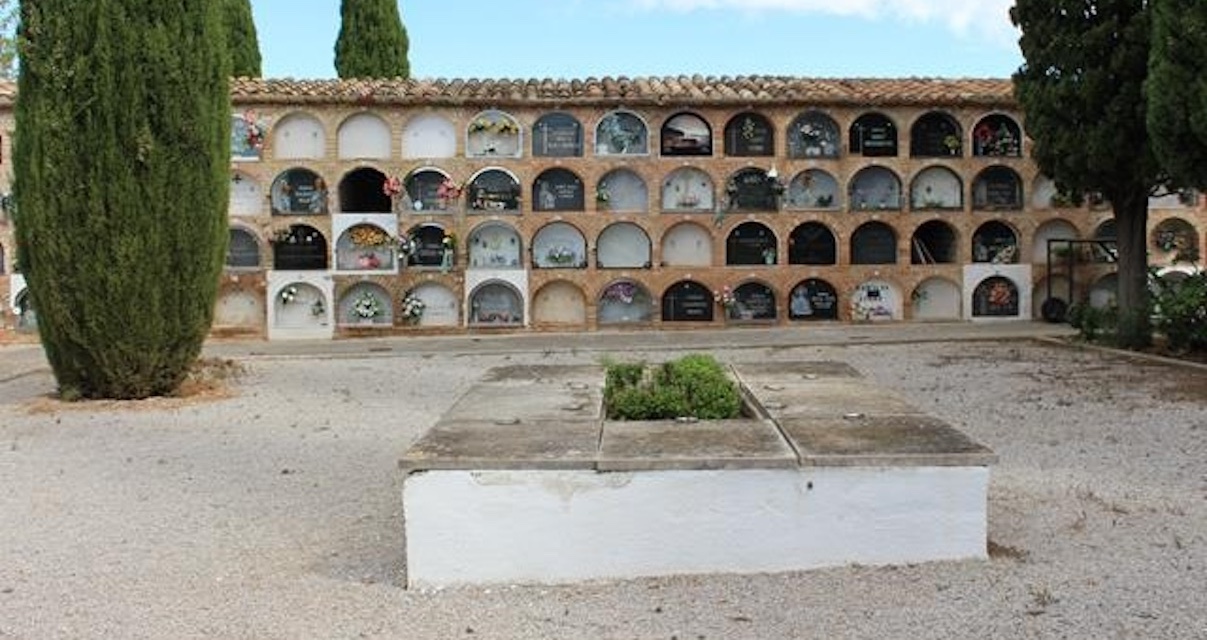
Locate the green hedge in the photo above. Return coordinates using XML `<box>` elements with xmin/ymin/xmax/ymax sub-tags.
<box><xmin>604</xmin><ymin>354</ymin><xmax>742</xmax><ymax>420</ymax></box>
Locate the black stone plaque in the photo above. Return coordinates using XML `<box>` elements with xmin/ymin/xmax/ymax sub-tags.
<box><xmin>726</xmin><ymin>114</ymin><xmax>774</xmax><ymax>156</ymax></box>
<box><xmin>789</xmin><ymin>279</ymin><xmax>839</xmax><ymax>321</ymax></box>
<box><xmin>726</xmin><ymin>223</ymin><xmax>776</xmax><ymax>265</ymax></box>
<box><xmin>408</xmin><ymin>226</ymin><xmax>447</xmax><ymax>267</ymax></box>
<box><xmin>272</xmin><ymin>226</ymin><xmax>327</xmax><ymax>270</ymax></box>
<box><xmin>662</xmin><ymin>281</ymin><xmax>715</xmax><ymax>322</ymax></box>
<box><xmin>726</xmin><ymin>170</ymin><xmax>778</xmax><ymax>211</ymax></box>
<box><xmin>851</xmin><ymin>223</ymin><xmax>898</xmax><ymax>265</ymax></box>
<box><xmin>661</xmin><ymin>113</ymin><xmax>712</xmax><ymax>156</ymax></box>
<box><xmin>533</xmin><ymin>169</ymin><xmax>585</xmax><ymax>211</ymax></box>
<box><xmin>732</xmin><ymin>283</ymin><xmax>776</xmax><ymax>320</ymax></box>
<box><xmin>973</xmin><ymin>277</ymin><xmax>1020</xmax><ymax>317</ymax></box>
<box><xmin>980</xmin><ymin>174</ymin><xmax>1021</xmax><ymax>208</ymax></box>
<box><xmin>852</xmin><ymin>115</ymin><xmax>898</xmax><ymax>157</ymax></box>
<box><xmin>469</xmin><ymin>171</ymin><xmax>521</xmax><ymax>212</ymax></box>
<box><xmin>533</xmin><ymin>113</ymin><xmax>583</xmax><ymax>157</ymax></box>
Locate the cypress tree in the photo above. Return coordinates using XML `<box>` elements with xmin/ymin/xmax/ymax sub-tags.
<box><xmin>1148</xmin><ymin>0</ymin><xmax>1207</xmax><ymax>188</ymax></box>
<box><xmin>334</xmin><ymin>0</ymin><xmax>410</xmax><ymax>79</ymax></box>
<box><xmin>13</xmin><ymin>0</ymin><xmax>230</xmax><ymax>399</ymax></box>
<box><xmin>223</xmin><ymin>0</ymin><xmax>261</xmax><ymax>78</ymax></box>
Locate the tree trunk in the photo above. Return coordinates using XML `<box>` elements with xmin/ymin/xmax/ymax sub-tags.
<box><xmin>1112</xmin><ymin>191</ymin><xmax>1152</xmax><ymax>348</ymax></box>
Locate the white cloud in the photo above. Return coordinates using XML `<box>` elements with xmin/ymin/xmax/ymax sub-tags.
<box><xmin>629</xmin><ymin>0</ymin><xmax>1018</xmax><ymax>45</ymax></box>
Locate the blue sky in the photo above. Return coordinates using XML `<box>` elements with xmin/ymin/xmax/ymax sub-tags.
<box><xmin>252</xmin><ymin>0</ymin><xmax>1023</xmax><ymax>80</ymax></box>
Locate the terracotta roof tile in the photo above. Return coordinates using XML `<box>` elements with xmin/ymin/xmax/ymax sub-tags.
<box><xmin>0</xmin><ymin>76</ymin><xmax>1015</xmax><ymax>109</ymax></box>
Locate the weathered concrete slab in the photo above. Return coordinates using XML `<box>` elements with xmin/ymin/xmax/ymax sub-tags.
<box><xmin>598</xmin><ymin>418</ymin><xmax>797</xmax><ymax>471</ymax></box>
<box><xmin>441</xmin><ymin>366</ymin><xmax>603</xmax><ymax>423</ymax></box>
<box><xmin>748</xmin><ymin>378</ymin><xmax>924</xmax><ymax>420</ymax></box>
<box><xmin>731</xmin><ymin>360</ymin><xmax>863</xmax><ymax>381</ymax></box>
<box><xmin>780</xmin><ymin>414</ymin><xmax>998</xmax><ymax>467</ymax></box>
<box><xmin>400</xmin><ymin>418</ymin><xmax>601</xmax><ymax>471</ymax></box>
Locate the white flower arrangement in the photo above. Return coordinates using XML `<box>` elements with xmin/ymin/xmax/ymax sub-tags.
<box><xmin>351</xmin><ymin>291</ymin><xmax>383</xmax><ymax>321</ymax></box>
<box><xmin>280</xmin><ymin>285</ymin><xmax>298</xmax><ymax>304</ymax></box>
<box><xmin>400</xmin><ymin>292</ymin><xmax>425</xmax><ymax>323</ymax></box>
<box><xmin>546</xmin><ymin>245</ymin><xmax>575</xmax><ymax>265</ymax></box>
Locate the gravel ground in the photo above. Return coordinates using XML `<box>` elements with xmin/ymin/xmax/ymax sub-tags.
<box><xmin>1</xmin><ymin>337</ymin><xmax>1205</xmax><ymax>640</ymax></box>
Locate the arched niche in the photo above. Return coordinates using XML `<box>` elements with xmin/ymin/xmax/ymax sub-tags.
<box><xmin>229</xmin><ymin>171</ymin><xmax>264</xmax><ymax>217</ymax></box>
<box><xmin>661</xmin><ymin>280</ymin><xmax>715</xmax><ymax>322</ymax></box>
<box><xmin>724</xmin><ymin>112</ymin><xmax>775</xmax><ymax>156</ymax></box>
<box><xmin>273</xmin><ymin>281</ymin><xmax>327</xmax><ymax>329</ymax></box>
<box><xmin>335</xmin><ymin>222</ymin><xmax>397</xmax><ymax>272</ymax></box>
<box><xmin>404</xmin><ymin>223</ymin><xmax>451</xmax><ymax>269</ymax></box>
<box><xmin>271</xmin><ymin>112</ymin><xmax>325</xmax><ymax>160</ymax></box>
<box><xmin>729</xmin><ymin>281</ymin><xmax>777</xmax><ymax>321</ymax></box>
<box><xmin>788</xmin><ymin>111</ymin><xmax>840</xmax><ymax>159</ymax></box>
<box><xmin>1150</xmin><ymin>188</ymin><xmax>1199</xmax><ymax>209</ymax></box>
<box><xmin>661</xmin><ymin>112</ymin><xmax>712</xmax><ymax>156</ymax></box>
<box><xmin>339</xmin><ymin>166</ymin><xmax>392</xmax><ymax>213</ymax></box>
<box><xmin>467</xmin><ymin>168</ymin><xmax>522</xmax><ymax>213</ymax></box>
<box><xmin>1089</xmin><ymin>273</ymin><xmax>1118</xmax><ymax>309</ymax></box>
<box><xmin>850</xmin><ymin>112</ymin><xmax>898</xmax><ymax>157</ymax></box>
<box><xmin>272</xmin><ymin>224</ymin><xmax>327</xmax><ymax>270</ymax></box>
<box><xmin>13</xmin><ymin>288</ymin><xmax>36</xmax><ymax>331</ymax></box>
<box><xmin>338</xmin><ymin>112</ymin><xmax>391</xmax><ymax>159</ymax></box>
<box><xmin>851</xmin><ymin>221</ymin><xmax>898</xmax><ymax>264</ymax></box>
<box><xmin>467</xmin><ymin>222</ymin><xmax>523</xmax><ymax>269</ymax></box>
<box><xmin>597</xmin><ymin>169</ymin><xmax>648</xmax><ymax>212</ymax></box>
<box><xmin>1033</xmin><ymin>219</ymin><xmax>1080</xmax><ymax>263</ymax></box>
<box><xmin>789</xmin><ymin>278</ymin><xmax>839</xmax><ymax>321</ymax></box>
<box><xmin>1095</xmin><ymin>219</ymin><xmax>1117</xmax><ymax>241</ymax></box>
<box><xmin>533</xmin><ymin>112</ymin><xmax>583</xmax><ymax>157</ymax></box>
<box><xmin>1152</xmin><ymin>217</ymin><xmax>1199</xmax><ymax>257</ymax></box>
<box><xmin>726</xmin><ymin>221</ymin><xmax>777</xmax><ymax>266</ymax></box>
<box><xmin>214</xmin><ymin>289</ymin><xmax>265</xmax><ymax>330</ymax></box>
<box><xmin>532</xmin><ymin>281</ymin><xmax>587</xmax><ymax>325</ymax></box>
<box><xmin>595</xmin><ymin>110</ymin><xmax>649</xmax><ymax>156</ymax></box>
<box><xmin>271</xmin><ymin>168</ymin><xmax>329</xmax><ymax>215</ymax></box>
<box><xmin>533</xmin><ymin>168</ymin><xmax>585</xmax><ymax>212</ymax></box>
<box><xmin>724</xmin><ymin>167</ymin><xmax>782</xmax><ymax>212</ymax></box>
<box><xmin>1031</xmin><ymin>175</ymin><xmax>1079</xmax><ymax>209</ymax></box>
<box><xmin>912</xmin><ymin>278</ymin><xmax>962</xmax><ymax>320</ymax></box>
<box><xmin>849</xmin><ymin>166</ymin><xmax>902</xmax><ymax>211</ymax></box>
<box><xmin>785</xmin><ymin>169</ymin><xmax>840</xmax><ymax>210</ymax></box>
<box><xmin>972</xmin><ymin>166</ymin><xmax>1023</xmax><ymax>210</ymax></box>
<box><xmin>598</xmin><ymin>280</ymin><xmax>654</xmax><ymax>324</ymax></box>
<box><xmin>467</xmin><ymin>109</ymin><xmax>522</xmax><ymax>158</ymax></box>
<box><xmin>402</xmin><ymin>114</ymin><xmax>456</xmax><ymax>159</ymax></box>
<box><xmin>972</xmin><ymin>221</ymin><xmax>1020</xmax><ymax>263</ymax></box>
<box><xmin>226</xmin><ymin>227</ymin><xmax>261</xmax><ymax>269</ymax></box>
<box><xmin>231</xmin><ymin>112</ymin><xmax>266</xmax><ymax>159</ymax></box>
<box><xmin>910</xmin><ymin>220</ymin><xmax>958</xmax><ymax>264</ymax></box>
<box><xmin>788</xmin><ymin>222</ymin><xmax>837</xmax><ymax>265</ymax></box>
<box><xmin>910</xmin><ymin>111</ymin><xmax>963</xmax><ymax>157</ymax></box>
<box><xmin>408</xmin><ymin>282</ymin><xmax>460</xmax><ymax>327</ymax></box>
<box><xmin>851</xmin><ymin>279</ymin><xmax>902</xmax><ymax>321</ymax></box>
<box><xmin>532</xmin><ymin>221</ymin><xmax>587</xmax><ymax>269</ymax></box>
<box><xmin>972</xmin><ymin>114</ymin><xmax>1022</xmax><ymax>157</ymax></box>
<box><xmin>404</xmin><ymin>168</ymin><xmax>459</xmax><ymax>213</ymax></box>
<box><xmin>339</xmin><ymin>281</ymin><xmax>393</xmax><ymax>326</ymax></box>
<box><xmin>661</xmin><ymin>167</ymin><xmax>715</xmax><ymax>212</ymax></box>
<box><xmin>597</xmin><ymin>223</ymin><xmax>651</xmax><ymax>269</ymax></box>
<box><xmin>661</xmin><ymin>222</ymin><xmax>713</xmax><ymax>267</ymax></box>
<box><xmin>469</xmin><ymin>280</ymin><xmax>524</xmax><ymax>325</ymax></box>
<box><xmin>972</xmin><ymin>276</ymin><xmax>1021</xmax><ymax>317</ymax></box>
<box><xmin>910</xmin><ymin>166</ymin><xmax>963</xmax><ymax>210</ymax></box>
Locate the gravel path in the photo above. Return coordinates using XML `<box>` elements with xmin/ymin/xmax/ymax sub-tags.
<box><xmin>1</xmin><ymin>338</ymin><xmax>1204</xmax><ymax>639</ymax></box>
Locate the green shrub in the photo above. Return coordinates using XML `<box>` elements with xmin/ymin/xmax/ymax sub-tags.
<box><xmin>1150</xmin><ymin>271</ymin><xmax>1207</xmax><ymax>352</ymax></box>
<box><xmin>604</xmin><ymin>354</ymin><xmax>741</xmax><ymax>420</ymax></box>
<box><xmin>1067</xmin><ymin>302</ymin><xmax>1118</xmax><ymax>343</ymax></box>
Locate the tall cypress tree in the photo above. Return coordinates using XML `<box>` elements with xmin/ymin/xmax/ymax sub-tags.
<box><xmin>334</xmin><ymin>0</ymin><xmax>410</xmax><ymax>79</ymax></box>
<box><xmin>1148</xmin><ymin>0</ymin><xmax>1207</xmax><ymax>188</ymax></box>
<box><xmin>13</xmin><ymin>0</ymin><xmax>230</xmax><ymax>399</ymax></box>
<box><xmin>223</xmin><ymin>0</ymin><xmax>261</xmax><ymax>78</ymax></box>
<box><xmin>1012</xmin><ymin>0</ymin><xmax>1158</xmax><ymax>348</ymax></box>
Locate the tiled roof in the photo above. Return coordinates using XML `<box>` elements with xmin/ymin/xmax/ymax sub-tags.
<box><xmin>0</xmin><ymin>76</ymin><xmax>1016</xmax><ymax>109</ymax></box>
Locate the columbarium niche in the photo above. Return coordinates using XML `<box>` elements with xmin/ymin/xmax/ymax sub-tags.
<box><xmin>406</xmin><ymin>224</ymin><xmax>451</xmax><ymax>269</ymax></box>
<box><xmin>229</xmin><ymin>171</ymin><xmax>264</xmax><ymax>217</ymax></box>
<box><xmin>409</xmin><ymin>282</ymin><xmax>460</xmax><ymax>327</ymax></box>
<box><xmin>729</xmin><ymin>281</ymin><xmax>776</xmax><ymax>321</ymax></box>
<box><xmin>596</xmin><ymin>169</ymin><xmax>648</xmax><ymax>212</ymax></box>
<box><xmin>467</xmin><ymin>169</ymin><xmax>522</xmax><ymax>213</ymax></box>
<box><xmin>1032</xmin><ymin>219</ymin><xmax>1080</xmax><ymax>263</ymax></box>
<box><xmin>335</xmin><ymin>221</ymin><xmax>397</xmax><ymax>272</ymax></box>
<box><xmin>910</xmin><ymin>111</ymin><xmax>962</xmax><ymax>157</ymax></box>
<box><xmin>467</xmin><ymin>222</ymin><xmax>523</xmax><ymax>269</ymax></box>
<box><xmin>467</xmin><ymin>110</ymin><xmax>522</xmax><ymax>158</ymax></box>
<box><xmin>596</xmin><ymin>223</ymin><xmax>651</xmax><ymax>269</ymax></box>
<box><xmin>661</xmin><ymin>112</ymin><xmax>713</xmax><ymax>156</ymax></box>
<box><xmin>851</xmin><ymin>280</ymin><xmax>902</xmax><ymax>321</ymax></box>
<box><xmin>271</xmin><ymin>168</ymin><xmax>329</xmax><ymax>215</ymax></box>
<box><xmin>911</xmin><ymin>220</ymin><xmax>958</xmax><ymax>264</ymax></box>
<box><xmin>533</xmin><ymin>113</ymin><xmax>584</xmax><ymax>157</ymax></box>
<box><xmin>339</xmin><ymin>167</ymin><xmax>392</xmax><ymax>214</ymax></box>
<box><xmin>469</xmin><ymin>281</ymin><xmax>524</xmax><ymax>325</ymax></box>
<box><xmin>531</xmin><ymin>281</ymin><xmax>587</xmax><ymax>326</ymax></box>
<box><xmin>661</xmin><ymin>280</ymin><xmax>715</xmax><ymax>322</ymax></box>
<box><xmin>972</xmin><ymin>166</ymin><xmax>1023</xmax><ymax>210</ymax></box>
<box><xmin>532</xmin><ymin>222</ymin><xmax>588</xmax><ymax>269</ymax></box>
<box><xmin>597</xmin><ymin>280</ymin><xmax>653</xmax><ymax>324</ymax></box>
<box><xmin>661</xmin><ymin>222</ymin><xmax>713</xmax><ymax>267</ymax></box>
<box><xmin>724</xmin><ymin>112</ymin><xmax>774</xmax><ymax>156</ymax></box>
<box><xmin>404</xmin><ymin>168</ymin><xmax>459</xmax><ymax>213</ymax></box>
<box><xmin>785</xmin><ymin>169</ymin><xmax>840</xmax><ymax>210</ymax></box>
<box><xmin>1152</xmin><ymin>217</ymin><xmax>1198</xmax><ymax>257</ymax></box>
<box><xmin>972</xmin><ymin>221</ymin><xmax>1019</xmax><ymax>263</ymax></box>
<box><xmin>911</xmin><ymin>277</ymin><xmax>962</xmax><ymax>320</ymax></box>
<box><xmin>789</xmin><ymin>278</ymin><xmax>839</xmax><ymax>321</ymax></box>
<box><xmin>338</xmin><ymin>112</ymin><xmax>391</xmax><ymax>159</ymax></box>
<box><xmin>851</xmin><ymin>222</ymin><xmax>898</xmax><ymax>265</ymax></box>
<box><xmin>849</xmin><ymin>167</ymin><xmax>902</xmax><ymax>210</ymax></box>
<box><xmin>231</xmin><ymin>112</ymin><xmax>266</xmax><ymax>160</ymax></box>
<box><xmin>271</xmin><ymin>112</ymin><xmax>325</xmax><ymax>160</ymax></box>
<box><xmin>973</xmin><ymin>114</ymin><xmax>1022</xmax><ymax>157</ymax></box>
<box><xmin>971</xmin><ymin>276</ymin><xmax>1021</xmax><ymax>317</ymax></box>
<box><xmin>726</xmin><ymin>222</ymin><xmax>777</xmax><ymax>266</ymax></box>
<box><xmin>339</xmin><ymin>282</ymin><xmax>393</xmax><ymax>327</ymax></box>
<box><xmin>788</xmin><ymin>111</ymin><xmax>840</xmax><ymax>158</ymax></box>
<box><xmin>533</xmin><ymin>168</ymin><xmax>585</xmax><ymax>212</ymax></box>
<box><xmin>13</xmin><ymin>288</ymin><xmax>36</xmax><ymax>332</ymax></box>
<box><xmin>402</xmin><ymin>114</ymin><xmax>456</xmax><ymax>159</ymax></box>
<box><xmin>226</xmin><ymin>228</ymin><xmax>262</xmax><ymax>269</ymax></box>
<box><xmin>595</xmin><ymin>111</ymin><xmax>649</xmax><ymax>156</ymax></box>
<box><xmin>273</xmin><ymin>281</ymin><xmax>328</xmax><ymax>330</ymax></box>
<box><xmin>788</xmin><ymin>222</ymin><xmax>837</xmax><ymax>265</ymax></box>
<box><xmin>272</xmin><ymin>225</ymin><xmax>328</xmax><ymax>270</ymax></box>
<box><xmin>724</xmin><ymin>168</ymin><xmax>782</xmax><ymax>212</ymax></box>
<box><xmin>661</xmin><ymin>167</ymin><xmax>715</xmax><ymax>212</ymax></box>
<box><xmin>850</xmin><ymin>113</ymin><xmax>898</xmax><ymax>157</ymax></box>
<box><xmin>910</xmin><ymin>166</ymin><xmax>963</xmax><ymax>210</ymax></box>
